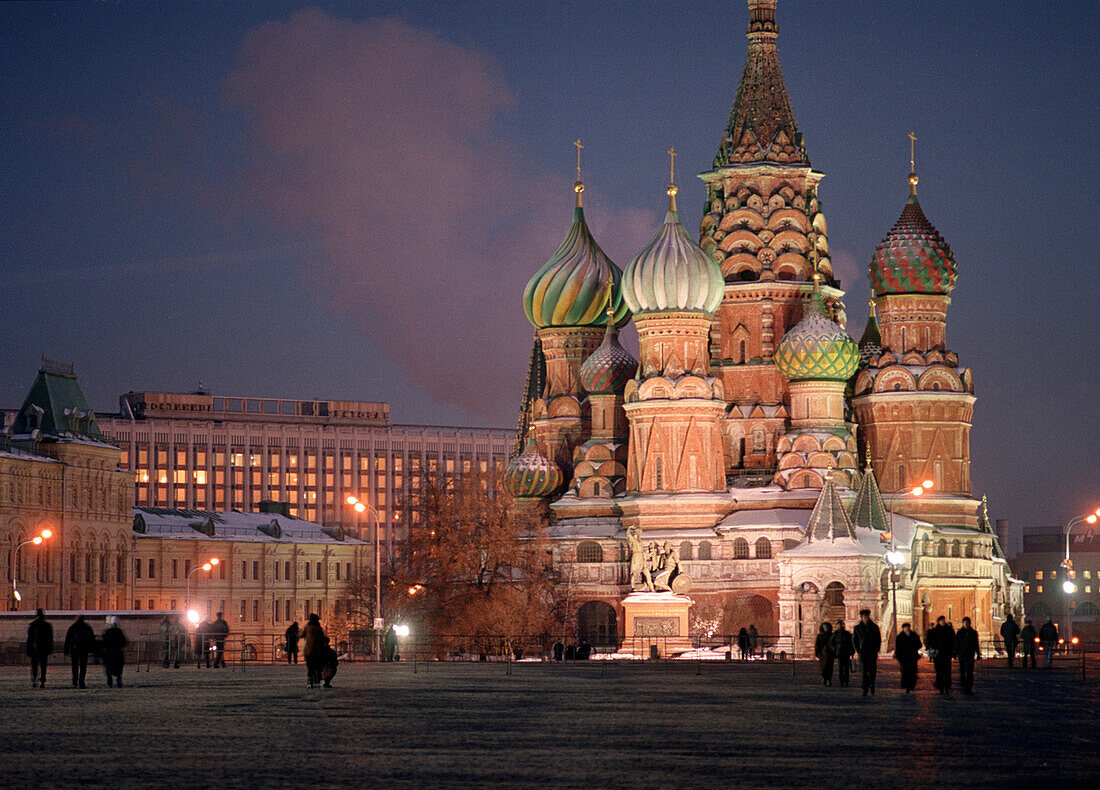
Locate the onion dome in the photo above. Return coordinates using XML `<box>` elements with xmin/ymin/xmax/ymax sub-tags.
<box><xmin>502</xmin><ymin>438</ymin><xmax>563</xmax><ymax>498</ymax></box>
<box><xmin>579</xmin><ymin>313</ymin><xmax>638</xmax><ymax>395</ymax></box>
<box><xmin>622</xmin><ymin>184</ymin><xmax>724</xmax><ymax>315</ymax></box>
<box><xmin>869</xmin><ymin>171</ymin><xmax>958</xmax><ymax>296</ymax></box>
<box><xmin>774</xmin><ymin>282</ymin><xmax>858</xmax><ymax>382</ymax></box>
<box><xmin>524</xmin><ymin>183</ymin><xmax>630</xmax><ymax>329</ymax></box>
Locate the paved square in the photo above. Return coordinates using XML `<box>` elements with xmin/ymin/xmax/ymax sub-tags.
<box><xmin>0</xmin><ymin>660</ymin><xmax>1096</xmax><ymax>788</ymax></box>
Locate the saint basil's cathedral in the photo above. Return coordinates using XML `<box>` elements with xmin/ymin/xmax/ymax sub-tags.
<box><xmin>504</xmin><ymin>0</ymin><xmax>1022</xmax><ymax>655</ymax></box>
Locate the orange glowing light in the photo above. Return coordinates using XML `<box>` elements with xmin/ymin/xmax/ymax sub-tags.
<box><xmin>40</xmin><ymin>529</ymin><xmax>52</xmax><ymax>539</ymax></box>
<box><xmin>32</xmin><ymin>536</ymin><xmax>42</xmax><ymax>545</ymax></box>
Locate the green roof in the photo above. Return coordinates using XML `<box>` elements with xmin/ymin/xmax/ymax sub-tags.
<box><xmin>11</xmin><ymin>360</ymin><xmax>103</xmax><ymax>441</ymax></box>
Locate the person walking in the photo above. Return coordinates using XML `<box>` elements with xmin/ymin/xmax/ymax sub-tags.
<box><xmin>101</xmin><ymin>617</ymin><xmax>128</xmax><ymax>688</ymax></box>
<box><xmin>1039</xmin><ymin>616</ymin><xmax>1058</xmax><ymax>669</ymax></box>
<box><xmin>302</xmin><ymin>613</ymin><xmax>326</xmax><ymax>688</ymax></box>
<box><xmin>955</xmin><ymin>616</ymin><xmax>981</xmax><ymax>695</ymax></box>
<box><xmin>195</xmin><ymin>618</ymin><xmax>211</xmax><ymax>669</ymax></box>
<box><xmin>63</xmin><ymin>615</ymin><xmax>95</xmax><ymax>689</ymax></box>
<box><xmin>894</xmin><ymin>622</ymin><xmax>922</xmax><ymax>693</ymax></box>
<box><xmin>285</xmin><ymin>621</ymin><xmax>300</xmax><ymax>664</ymax></box>
<box><xmin>927</xmin><ymin>616</ymin><xmax>956</xmax><ymax>694</ymax></box>
<box><xmin>158</xmin><ymin>616</ymin><xmax>172</xmax><ymax>668</ymax></box>
<box><xmin>737</xmin><ymin>628</ymin><xmax>750</xmax><ymax>661</ymax></box>
<box><xmin>320</xmin><ymin>636</ymin><xmax>339</xmax><ymax>688</ymax></box>
<box><xmin>25</xmin><ymin>609</ymin><xmax>53</xmax><ymax>689</ymax></box>
<box><xmin>169</xmin><ymin>615</ymin><xmax>185</xmax><ymax>668</ymax></box>
<box><xmin>853</xmin><ymin>609</ymin><xmax>882</xmax><ymax>696</ymax></box>
<box><xmin>1019</xmin><ymin>619</ymin><xmax>1037</xmax><ymax>669</ymax></box>
<box><xmin>748</xmin><ymin>624</ymin><xmax>759</xmax><ymax>659</ymax></box>
<box><xmin>209</xmin><ymin>612</ymin><xmax>230</xmax><ymax>668</ymax></box>
<box><xmin>383</xmin><ymin>625</ymin><xmax>398</xmax><ymax>662</ymax></box>
<box><xmin>814</xmin><ymin>622</ymin><xmax>834</xmax><ymax>685</ymax></box>
<box><xmin>1000</xmin><ymin>614</ymin><xmax>1020</xmax><ymax>668</ymax></box>
<box><xmin>829</xmin><ymin>620</ymin><xmax>855</xmax><ymax>687</ymax></box>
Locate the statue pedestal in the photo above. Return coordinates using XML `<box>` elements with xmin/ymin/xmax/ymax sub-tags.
<box><xmin>620</xmin><ymin>591</ymin><xmax>694</xmax><ymax>658</ymax></box>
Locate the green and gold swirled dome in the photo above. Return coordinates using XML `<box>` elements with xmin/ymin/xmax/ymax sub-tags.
<box><xmin>579</xmin><ymin>319</ymin><xmax>638</xmax><ymax>395</ymax></box>
<box><xmin>774</xmin><ymin>286</ymin><xmax>859</xmax><ymax>382</ymax></box>
<box><xmin>502</xmin><ymin>438</ymin><xmax>563</xmax><ymax>498</ymax></box>
<box><xmin>622</xmin><ymin>187</ymin><xmax>724</xmax><ymax>315</ymax></box>
<box><xmin>523</xmin><ymin>186</ymin><xmax>630</xmax><ymax>329</ymax></box>
<box><xmin>869</xmin><ymin>173</ymin><xmax>958</xmax><ymax>297</ymax></box>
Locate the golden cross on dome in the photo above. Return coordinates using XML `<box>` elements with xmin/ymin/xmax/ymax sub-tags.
<box><xmin>907</xmin><ymin>131</ymin><xmax>917</xmax><ymax>172</ymax></box>
<box><xmin>668</xmin><ymin>145</ymin><xmax>677</xmax><ymax>184</ymax></box>
<box><xmin>574</xmin><ymin>139</ymin><xmax>583</xmax><ymax>181</ymax></box>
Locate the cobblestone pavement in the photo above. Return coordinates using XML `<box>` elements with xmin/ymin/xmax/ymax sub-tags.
<box><xmin>0</xmin><ymin>659</ymin><xmax>1096</xmax><ymax>789</ymax></box>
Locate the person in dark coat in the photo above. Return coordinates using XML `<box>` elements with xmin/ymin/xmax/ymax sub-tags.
<box><xmin>63</xmin><ymin>615</ymin><xmax>95</xmax><ymax>689</ymax></box>
<box><xmin>1019</xmin><ymin>619</ymin><xmax>1037</xmax><ymax>669</ymax></box>
<box><xmin>894</xmin><ymin>622</ymin><xmax>922</xmax><ymax>692</ymax></box>
<box><xmin>853</xmin><ymin>609</ymin><xmax>882</xmax><ymax>696</ymax></box>
<box><xmin>383</xmin><ymin>625</ymin><xmax>399</xmax><ymax>662</ymax></box>
<box><xmin>302</xmin><ymin>613</ymin><xmax>326</xmax><ymax>688</ymax></box>
<box><xmin>285</xmin><ymin>621</ymin><xmax>300</xmax><ymax>664</ymax></box>
<box><xmin>737</xmin><ymin>628</ymin><xmax>750</xmax><ymax>661</ymax></box>
<box><xmin>25</xmin><ymin>609</ymin><xmax>54</xmax><ymax>689</ymax></box>
<box><xmin>814</xmin><ymin>622</ymin><xmax>834</xmax><ymax>685</ymax></box>
<box><xmin>577</xmin><ymin>640</ymin><xmax>592</xmax><ymax>660</ymax></box>
<box><xmin>552</xmin><ymin>640</ymin><xmax>564</xmax><ymax>661</ymax></box>
<box><xmin>101</xmin><ymin>617</ymin><xmax>128</xmax><ymax>688</ymax></box>
<box><xmin>1039</xmin><ymin>617</ymin><xmax>1058</xmax><ymax>669</ymax></box>
<box><xmin>195</xmin><ymin>618</ymin><xmax>212</xmax><ymax>668</ymax></box>
<box><xmin>320</xmin><ymin>636</ymin><xmax>339</xmax><ymax>688</ymax></box>
<box><xmin>829</xmin><ymin>620</ymin><xmax>855</xmax><ymax>687</ymax></box>
<box><xmin>748</xmin><ymin>624</ymin><xmax>759</xmax><ymax>659</ymax></box>
<box><xmin>209</xmin><ymin>612</ymin><xmax>230</xmax><ymax>668</ymax></box>
<box><xmin>955</xmin><ymin>616</ymin><xmax>981</xmax><ymax>694</ymax></box>
<box><xmin>1000</xmin><ymin>614</ymin><xmax>1020</xmax><ymax>668</ymax></box>
<box><xmin>926</xmin><ymin>616</ymin><xmax>956</xmax><ymax>693</ymax></box>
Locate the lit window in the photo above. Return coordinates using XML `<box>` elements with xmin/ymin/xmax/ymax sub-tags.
<box><xmin>1082</xmin><ymin>570</ymin><xmax>1091</xmax><ymax>580</ymax></box>
<box><xmin>193</xmin><ymin>470</ymin><xmax>207</xmax><ymax>485</ymax></box>
<box><xmin>1035</xmin><ymin>571</ymin><xmax>1043</xmax><ymax>580</ymax></box>
<box><xmin>1037</xmin><ymin>585</ymin><xmax>1043</xmax><ymax>593</ymax></box>
<box><xmin>1086</xmin><ymin>585</ymin><xmax>1092</xmax><ymax>594</ymax></box>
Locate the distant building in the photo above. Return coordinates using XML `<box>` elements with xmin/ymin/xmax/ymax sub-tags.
<box><xmin>94</xmin><ymin>390</ymin><xmax>513</xmax><ymax>552</ymax></box>
<box><xmin>1008</xmin><ymin>525</ymin><xmax>1100</xmax><ymax>643</ymax></box>
<box><xmin>0</xmin><ymin>359</ymin><xmax>133</xmax><ymax>611</ymax></box>
<box><xmin>131</xmin><ymin>505</ymin><xmax>366</xmax><ymax>657</ymax></box>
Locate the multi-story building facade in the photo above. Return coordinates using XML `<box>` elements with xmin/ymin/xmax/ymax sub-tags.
<box><xmin>1009</xmin><ymin>525</ymin><xmax>1100</xmax><ymax>644</ymax></box>
<box><xmin>96</xmin><ymin>391</ymin><xmax>513</xmax><ymax>553</ymax></box>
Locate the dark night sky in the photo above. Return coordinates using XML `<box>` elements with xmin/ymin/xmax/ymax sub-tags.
<box><xmin>1</xmin><ymin>1</ymin><xmax>1097</xmax><ymax>529</ymax></box>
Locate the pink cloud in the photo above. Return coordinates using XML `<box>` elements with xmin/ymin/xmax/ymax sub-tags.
<box><xmin>224</xmin><ymin>10</ymin><xmax>656</xmax><ymax>422</ymax></box>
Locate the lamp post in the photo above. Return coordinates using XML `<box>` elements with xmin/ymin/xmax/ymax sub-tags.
<box><xmin>11</xmin><ymin>528</ymin><xmax>52</xmax><ymax>610</ymax></box>
<box><xmin>880</xmin><ymin>479</ymin><xmax>933</xmax><ymax>646</ymax></box>
<box><xmin>347</xmin><ymin>495</ymin><xmax>382</xmax><ymax>661</ymax></box>
<box><xmin>185</xmin><ymin>557</ymin><xmax>220</xmax><ymax>620</ymax></box>
<box><xmin>1060</xmin><ymin>508</ymin><xmax>1099</xmax><ymax>643</ymax></box>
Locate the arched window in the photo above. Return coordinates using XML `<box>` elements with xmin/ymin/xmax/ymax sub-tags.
<box><xmin>697</xmin><ymin>541</ymin><xmax>712</xmax><ymax>560</ymax></box>
<box><xmin>732</xmin><ymin>538</ymin><xmax>750</xmax><ymax>559</ymax></box>
<box><xmin>755</xmin><ymin>537</ymin><xmax>772</xmax><ymax>559</ymax></box>
<box><xmin>752</xmin><ymin>427</ymin><xmax>766</xmax><ymax>452</ymax></box>
<box><xmin>951</xmin><ymin>540</ymin><xmax>961</xmax><ymax>558</ymax></box>
<box><xmin>897</xmin><ymin>465</ymin><xmax>907</xmax><ymax>490</ymax></box>
<box><xmin>937</xmin><ymin>539</ymin><xmax>947</xmax><ymax>558</ymax></box>
<box><xmin>739</xmin><ymin>340</ymin><xmax>746</xmax><ymax>363</ymax></box>
<box><xmin>679</xmin><ymin>541</ymin><xmax>694</xmax><ymax>560</ymax></box>
<box><xmin>1075</xmin><ymin>601</ymin><xmax>1099</xmax><ymax>618</ymax></box>
<box><xmin>576</xmin><ymin>541</ymin><xmax>603</xmax><ymax>563</ymax></box>
<box><xmin>825</xmin><ymin>582</ymin><xmax>845</xmax><ymax>607</ymax></box>
<box><xmin>964</xmin><ymin>542</ymin><xmax>974</xmax><ymax>558</ymax></box>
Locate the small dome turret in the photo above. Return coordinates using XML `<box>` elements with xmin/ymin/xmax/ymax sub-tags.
<box><xmin>869</xmin><ymin>171</ymin><xmax>958</xmax><ymax>296</ymax></box>
<box><xmin>774</xmin><ymin>282</ymin><xmax>859</xmax><ymax>382</ymax></box>
<box><xmin>502</xmin><ymin>438</ymin><xmax>563</xmax><ymax>498</ymax></box>
<box><xmin>579</xmin><ymin>315</ymin><xmax>638</xmax><ymax>395</ymax></box>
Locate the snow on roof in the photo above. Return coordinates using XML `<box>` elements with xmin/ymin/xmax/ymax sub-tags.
<box><xmin>133</xmin><ymin>507</ymin><xmax>364</xmax><ymax>545</ymax></box>
<box><xmin>716</xmin><ymin>508</ymin><xmax>809</xmax><ymax>530</ymax></box>
<box><xmin>0</xmin><ymin>446</ymin><xmax>59</xmax><ymax>463</ymax></box>
<box><xmin>547</xmin><ymin>516</ymin><xmax>622</xmax><ymax>539</ymax></box>
<box><xmin>782</xmin><ymin>526</ymin><xmax>885</xmax><ymax>558</ymax></box>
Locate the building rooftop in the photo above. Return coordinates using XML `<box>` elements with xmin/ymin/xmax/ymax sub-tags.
<box><xmin>132</xmin><ymin>507</ymin><xmax>365</xmax><ymax>545</ymax></box>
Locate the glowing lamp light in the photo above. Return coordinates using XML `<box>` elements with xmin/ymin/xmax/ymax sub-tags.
<box><xmin>346</xmin><ymin>495</ymin><xmax>358</xmax><ymax>505</ymax></box>
<box><xmin>1058</xmin><ymin>638</ymin><xmax>1065</xmax><ymax>645</ymax></box>
<box><xmin>910</xmin><ymin>486</ymin><xmax>924</xmax><ymax>496</ymax></box>
<box><xmin>187</xmin><ymin>609</ymin><xmax>201</xmax><ymax>625</ymax></box>
<box><xmin>32</xmin><ymin>536</ymin><xmax>42</xmax><ymax>545</ymax></box>
<box><xmin>885</xmin><ymin>550</ymin><xmax>905</xmax><ymax>567</ymax></box>
<box><xmin>1034</xmin><ymin>637</ymin><xmax>1041</xmax><ymax>644</ymax></box>
<box><xmin>1088</xmin><ymin>514</ymin><xmax>1098</xmax><ymax>525</ymax></box>
<box><xmin>393</xmin><ymin>624</ymin><xmax>410</xmax><ymax>637</ymax></box>
<box><xmin>1071</xmin><ymin>637</ymin><xmax>1080</xmax><ymax>645</ymax></box>
<box><xmin>922</xmin><ymin>480</ymin><xmax>934</xmax><ymax>490</ymax></box>
<box><xmin>13</xmin><ymin>590</ymin><xmax>21</xmax><ymax>602</ymax></box>
<box><xmin>210</xmin><ymin>558</ymin><xmax>220</xmax><ymax>566</ymax></box>
<box><xmin>1062</xmin><ymin>580</ymin><xmax>1077</xmax><ymax>594</ymax></box>
<box><xmin>354</xmin><ymin>503</ymin><xmax>366</xmax><ymax>513</ymax></box>
<box><xmin>202</xmin><ymin>563</ymin><xmax>212</xmax><ymax>572</ymax></box>
<box><xmin>40</xmin><ymin>529</ymin><xmax>52</xmax><ymax>539</ymax></box>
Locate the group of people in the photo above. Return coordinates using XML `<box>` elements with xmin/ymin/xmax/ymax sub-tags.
<box><xmin>814</xmin><ymin>610</ymin><xmax>984</xmax><ymax>695</ymax></box>
<box><xmin>735</xmin><ymin>625</ymin><xmax>761</xmax><ymax>661</ymax></box>
<box><xmin>25</xmin><ymin>609</ymin><xmax>129</xmax><ymax>689</ymax></box>
<box><xmin>999</xmin><ymin>613</ymin><xmax>1061</xmax><ymax>669</ymax></box>
<box><xmin>287</xmin><ymin>614</ymin><xmax>339</xmax><ymax>687</ymax></box>
<box><xmin>156</xmin><ymin>613</ymin><xmax>231</xmax><ymax>669</ymax></box>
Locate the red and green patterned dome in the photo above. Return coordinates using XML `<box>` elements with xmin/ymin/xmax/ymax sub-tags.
<box><xmin>502</xmin><ymin>438</ymin><xmax>563</xmax><ymax>498</ymax></box>
<box><xmin>774</xmin><ymin>288</ymin><xmax>859</xmax><ymax>382</ymax></box>
<box><xmin>870</xmin><ymin>180</ymin><xmax>957</xmax><ymax>297</ymax></box>
<box><xmin>579</xmin><ymin>320</ymin><xmax>637</xmax><ymax>395</ymax></box>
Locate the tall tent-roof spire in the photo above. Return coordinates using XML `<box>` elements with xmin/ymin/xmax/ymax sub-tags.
<box><xmin>804</xmin><ymin>480</ymin><xmax>858</xmax><ymax>543</ymax></box>
<box><xmin>714</xmin><ymin>0</ymin><xmax>808</xmax><ymax>167</ymax></box>
<box><xmin>850</xmin><ymin>465</ymin><xmax>890</xmax><ymax>532</ymax></box>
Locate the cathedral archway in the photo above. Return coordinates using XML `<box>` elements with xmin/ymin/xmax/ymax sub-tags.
<box><xmin>719</xmin><ymin>593</ymin><xmax>777</xmax><ymax>639</ymax></box>
<box><xmin>824</xmin><ymin>582</ymin><xmax>846</xmax><ymax>623</ymax></box>
<box><xmin>576</xmin><ymin>600</ymin><xmax>618</xmax><ymax>647</ymax></box>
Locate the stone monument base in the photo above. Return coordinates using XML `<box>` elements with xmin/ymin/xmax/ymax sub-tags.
<box><xmin>621</xmin><ymin>591</ymin><xmax>694</xmax><ymax>658</ymax></box>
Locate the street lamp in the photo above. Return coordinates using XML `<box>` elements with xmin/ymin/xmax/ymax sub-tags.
<box><xmin>879</xmin><ymin>480</ymin><xmax>932</xmax><ymax>646</ymax></box>
<box><xmin>885</xmin><ymin>550</ymin><xmax>905</xmax><ymax>649</ymax></box>
<box><xmin>882</xmin><ymin>479</ymin><xmax>933</xmax><ymax>545</ymax></box>
<box><xmin>347</xmin><ymin>495</ymin><xmax>383</xmax><ymax>661</ymax></box>
<box><xmin>185</xmin><ymin>557</ymin><xmax>220</xmax><ymax>617</ymax></box>
<box><xmin>11</xmin><ymin>528</ymin><xmax>53</xmax><ymax>610</ymax></box>
<box><xmin>1061</xmin><ymin>508</ymin><xmax>1099</xmax><ymax>641</ymax></box>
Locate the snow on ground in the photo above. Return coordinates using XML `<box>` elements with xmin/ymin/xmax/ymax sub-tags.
<box><xmin>0</xmin><ymin>661</ymin><xmax>1096</xmax><ymax>789</ymax></box>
